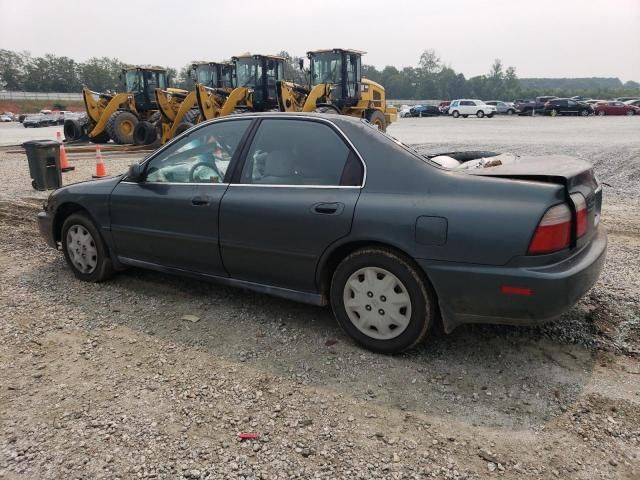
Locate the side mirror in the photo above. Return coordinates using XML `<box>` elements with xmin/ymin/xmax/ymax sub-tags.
<box><xmin>127</xmin><ymin>163</ymin><xmax>144</xmax><ymax>182</ymax></box>
<box><xmin>298</xmin><ymin>59</ymin><xmax>304</xmax><ymax>70</ymax></box>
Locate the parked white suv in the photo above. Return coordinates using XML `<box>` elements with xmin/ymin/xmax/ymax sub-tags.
<box><xmin>449</xmin><ymin>99</ymin><xmax>496</xmax><ymax>118</ymax></box>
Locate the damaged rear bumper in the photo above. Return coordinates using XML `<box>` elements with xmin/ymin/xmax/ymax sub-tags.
<box><xmin>418</xmin><ymin>227</ymin><xmax>607</xmax><ymax>333</ymax></box>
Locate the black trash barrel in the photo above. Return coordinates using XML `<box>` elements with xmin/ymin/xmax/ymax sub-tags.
<box><xmin>22</xmin><ymin>140</ymin><xmax>62</xmax><ymax>191</ymax></box>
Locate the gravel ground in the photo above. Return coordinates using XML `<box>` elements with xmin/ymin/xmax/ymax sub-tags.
<box><xmin>0</xmin><ymin>119</ymin><xmax>638</xmax><ymax>479</ymax></box>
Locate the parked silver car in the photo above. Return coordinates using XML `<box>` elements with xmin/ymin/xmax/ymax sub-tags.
<box><xmin>485</xmin><ymin>101</ymin><xmax>517</xmax><ymax>115</ymax></box>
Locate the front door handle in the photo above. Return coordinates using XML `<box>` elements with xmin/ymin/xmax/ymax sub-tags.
<box><xmin>311</xmin><ymin>202</ymin><xmax>344</xmax><ymax>215</ymax></box>
<box><xmin>191</xmin><ymin>195</ymin><xmax>210</xmax><ymax>206</ymax></box>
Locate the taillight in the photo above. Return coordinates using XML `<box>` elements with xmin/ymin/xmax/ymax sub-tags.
<box><xmin>528</xmin><ymin>193</ymin><xmax>588</xmax><ymax>255</ymax></box>
<box><xmin>528</xmin><ymin>203</ymin><xmax>571</xmax><ymax>254</ymax></box>
<box><xmin>572</xmin><ymin>193</ymin><xmax>588</xmax><ymax>237</ymax></box>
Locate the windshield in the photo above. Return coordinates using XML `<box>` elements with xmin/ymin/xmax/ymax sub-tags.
<box><xmin>125</xmin><ymin>70</ymin><xmax>143</xmax><ymax>92</ymax></box>
<box><xmin>311</xmin><ymin>52</ymin><xmax>342</xmax><ymax>85</ymax></box>
<box><xmin>195</xmin><ymin>65</ymin><xmax>215</xmax><ymax>86</ymax></box>
<box><xmin>236</xmin><ymin>59</ymin><xmax>261</xmax><ymax>88</ymax></box>
<box><xmin>359</xmin><ymin>119</ymin><xmax>434</xmax><ymax>165</ymax></box>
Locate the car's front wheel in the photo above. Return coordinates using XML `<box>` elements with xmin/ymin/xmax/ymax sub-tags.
<box><xmin>61</xmin><ymin>213</ymin><xmax>114</xmax><ymax>282</ymax></box>
<box><xmin>597</xmin><ymin>110</ymin><xmax>606</xmax><ymax>116</ymax></box>
<box><xmin>451</xmin><ymin>110</ymin><xmax>460</xmax><ymax>118</ymax></box>
<box><xmin>330</xmin><ymin>248</ymin><xmax>436</xmax><ymax>354</ymax></box>
<box><xmin>476</xmin><ymin>110</ymin><xmax>485</xmax><ymax>118</ymax></box>
<box><xmin>580</xmin><ymin>109</ymin><xmax>590</xmax><ymax>117</ymax></box>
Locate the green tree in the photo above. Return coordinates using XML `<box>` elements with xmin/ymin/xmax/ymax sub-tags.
<box><xmin>0</xmin><ymin>49</ymin><xmax>28</xmax><ymax>90</ymax></box>
<box><xmin>78</xmin><ymin>57</ymin><xmax>126</xmax><ymax>92</ymax></box>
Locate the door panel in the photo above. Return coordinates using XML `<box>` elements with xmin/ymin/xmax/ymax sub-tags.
<box><xmin>110</xmin><ymin>182</ymin><xmax>228</xmax><ymax>275</ymax></box>
<box><xmin>219</xmin><ymin>186</ymin><xmax>359</xmax><ymax>291</ymax></box>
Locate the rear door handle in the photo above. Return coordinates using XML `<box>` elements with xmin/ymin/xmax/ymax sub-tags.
<box><xmin>191</xmin><ymin>195</ymin><xmax>210</xmax><ymax>206</ymax></box>
<box><xmin>311</xmin><ymin>202</ymin><xmax>344</xmax><ymax>215</ymax></box>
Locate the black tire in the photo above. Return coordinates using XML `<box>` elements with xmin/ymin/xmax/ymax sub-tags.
<box><xmin>476</xmin><ymin>110</ymin><xmax>484</xmax><ymax>118</ymax></box>
<box><xmin>580</xmin><ymin>109</ymin><xmax>589</xmax><ymax>117</ymax></box>
<box><xmin>61</xmin><ymin>213</ymin><xmax>114</xmax><ymax>282</ymax></box>
<box><xmin>182</xmin><ymin>109</ymin><xmax>200</xmax><ymax>125</ymax></box>
<box><xmin>106</xmin><ymin>110</ymin><xmax>138</xmax><ymax>144</ymax></box>
<box><xmin>451</xmin><ymin>110</ymin><xmax>460</xmax><ymax>118</ymax></box>
<box><xmin>625</xmin><ymin>110</ymin><xmax>635</xmax><ymax>116</ymax></box>
<box><xmin>90</xmin><ymin>131</ymin><xmax>110</xmax><ymax>144</ymax></box>
<box><xmin>175</xmin><ymin>121</ymin><xmax>195</xmax><ymax>136</ymax></box>
<box><xmin>487</xmin><ymin>113</ymin><xmax>494</xmax><ymax>118</ymax></box>
<box><xmin>133</xmin><ymin>121</ymin><xmax>157</xmax><ymax>145</ymax></box>
<box><xmin>63</xmin><ymin>119</ymin><xmax>85</xmax><ymax>141</ymax></box>
<box><xmin>597</xmin><ymin>110</ymin><xmax>605</xmax><ymax>116</ymax></box>
<box><xmin>366</xmin><ymin>110</ymin><xmax>387</xmax><ymax>131</ymax></box>
<box><xmin>507</xmin><ymin>109</ymin><xmax>515</xmax><ymax>115</ymax></box>
<box><xmin>462</xmin><ymin>114</ymin><xmax>468</xmax><ymax>118</ymax></box>
<box><xmin>330</xmin><ymin>248</ymin><xmax>436</xmax><ymax>354</ymax></box>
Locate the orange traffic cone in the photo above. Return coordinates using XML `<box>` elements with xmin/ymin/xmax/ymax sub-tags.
<box><xmin>56</xmin><ymin>131</ymin><xmax>75</xmax><ymax>172</ymax></box>
<box><xmin>92</xmin><ymin>145</ymin><xmax>107</xmax><ymax>178</ymax></box>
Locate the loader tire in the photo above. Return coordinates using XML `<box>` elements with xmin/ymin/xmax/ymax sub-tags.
<box><xmin>63</xmin><ymin>119</ymin><xmax>86</xmax><ymax>142</ymax></box>
<box><xmin>133</xmin><ymin>121</ymin><xmax>157</xmax><ymax>145</ymax></box>
<box><xmin>182</xmin><ymin>109</ymin><xmax>200</xmax><ymax>124</ymax></box>
<box><xmin>106</xmin><ymin>111</ymin><xmax>138</xmax><ymax>145</ymax></box>
<box><xmin>366</xmin><ymin>109</ymin><xmax>387</xmax><ymax>131</ymax></box>
<box><xmin>175</xmin><ymin>122</ymin><xmax>195</xmax><ymax>136</ymax></box>
<box><xmin>90</xmin><ymin>131</ymin><xmax>110</xmax><ymax>144</ymax></box>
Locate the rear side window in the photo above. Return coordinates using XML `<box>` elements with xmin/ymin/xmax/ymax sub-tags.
<box><xmin>240</xmin><ymin>119</ymin><xmax>362</xmax><ymax>186</ymax></box>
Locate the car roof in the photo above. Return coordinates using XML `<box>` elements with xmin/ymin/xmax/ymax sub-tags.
<box><xmin>197</xmin><ymin>111</ymin><xmax>369</xmax><ymax>129</ymax></box>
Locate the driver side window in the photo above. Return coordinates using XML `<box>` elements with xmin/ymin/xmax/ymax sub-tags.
<box><xmin>144</xmin><ymin>119</ymin><xmax>251</xmax><ymax>184</ymax></box>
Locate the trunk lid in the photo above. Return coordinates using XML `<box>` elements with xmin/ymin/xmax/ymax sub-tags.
<box><xmin>465</xmin><ymin>154</ymin><xmax>602</xmax><ymax>247</ymax></box>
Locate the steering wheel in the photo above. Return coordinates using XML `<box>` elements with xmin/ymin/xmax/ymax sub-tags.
<box><xmin>189</xmin><ymin>161</ymin><xmax>222</xmax><ymax>183</ymax></box>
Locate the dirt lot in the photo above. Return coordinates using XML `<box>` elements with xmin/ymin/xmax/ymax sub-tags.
<box><xmin>0</xmin><ymin>117</ymin><xmax>638</xmax><ymax>479</ymax></box>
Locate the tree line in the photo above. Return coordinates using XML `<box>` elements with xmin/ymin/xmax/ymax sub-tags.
<box><xmin>1</xmin><ymin>48</ymin><xmax>638</xmax><ymax>101</ymax></box>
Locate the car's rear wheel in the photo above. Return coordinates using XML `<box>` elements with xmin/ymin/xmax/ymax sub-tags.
<box><xmin>330</xmin><ymin>248</ymin><xmax>436</xmax><ymax>354</ymax></box>
<box><xmin>61</xmin><ymin>213</ymin><xmax>114</xmax><ymax>282</ymax></box>
<box><xmin>476</xmin><ymin>110</ymin><xmax>484</xmax><ymax>118</ymax></box>
<box><xmin>625</xmin><ymin>110</ymin><xmax>635</xmax><ymax>116</ymax></box>
<box><xmin>507</xmin><ymin>109</ymin><xmax>515</xmax><ymax>115</ymax></box>
<box><xmin>451</xmin><ymin>110</ymin><xmax>460</xmax><ymax>118</ymax></box>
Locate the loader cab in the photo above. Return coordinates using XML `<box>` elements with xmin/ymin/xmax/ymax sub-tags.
<box><xmin>233</xmin><ymin>55</ymin><xmax>285</xmax><ymax>111</ymax></box>
<box><xmin>123</xmin><ymin>67</ymin><xmax>167</xmax><ymax>111</ymax></box>
<box><xmin>191</xmin><ymin>62</ymin><xmax>236</xmax><ymax>90</ymax></box>
<box><xmin>308</xmin><ymin>49</ymin><xmax>362</xmax><ymax>108</ymax></box>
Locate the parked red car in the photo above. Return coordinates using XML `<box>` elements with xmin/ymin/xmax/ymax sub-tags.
<box><xmin>593</xmin><ymin>101</ymin><xmax>640</xmax><ymax>116</ymax></box>
<box><xmin>438</xmin><ymin>100</ymin><xmax>451</xmax><ymax>113</ymax></box>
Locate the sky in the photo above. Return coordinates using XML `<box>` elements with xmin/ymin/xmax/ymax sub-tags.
<box><xmin>1</xmin><ymin>0</ymin><xmax>639</xmax><ymax>81</ymax></box>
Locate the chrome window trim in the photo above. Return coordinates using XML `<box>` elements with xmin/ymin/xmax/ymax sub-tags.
<box><xmin>229</xmin><ymin>184</ymin><xmax>360</xmax><ymax>189</ymax></box>
<box><xmin>120</xmin><ymin>181</ymin><xmax>230</xmax><ymax>186</ymax></box>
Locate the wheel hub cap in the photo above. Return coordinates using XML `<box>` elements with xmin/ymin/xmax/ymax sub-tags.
<box><xmin>343</xmin><ymin>267</ymin><xmax>412</xmax><ymax>340</ymax></box>
<box><xmin>66</xmin><ymin>225</ymin><xmax>97</xmax><ymax>274</ymax></box>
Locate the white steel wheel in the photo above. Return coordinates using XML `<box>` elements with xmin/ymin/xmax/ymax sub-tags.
<box><xmin>342</xmin><ymin>267</ymin><xmax>412</xmax><ymax>340</ymax></box>
<box><xmin>66</xmin><ymin>224</ymin><xmax>98</xmax><ymax>274</ymax></box>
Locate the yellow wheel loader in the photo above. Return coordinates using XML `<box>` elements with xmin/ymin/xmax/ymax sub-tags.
<box><xmin>194</xmin><ymin>54</ymin><xmax>286</xmax><ymax>123</ymax></box>
<box><xmin>153</xmin><ymin>62</ymin><xmax>235</xmax><ymax>144</ymax></box>
<box><xmin>276</xmin><ymin>49</ymin><xmax>397</xmax><ymax>131</ymax></box>
<box><xmin>64</xmin><ymin>66</ymin><xmax>168</xmax><ymax>144</ymax></box>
